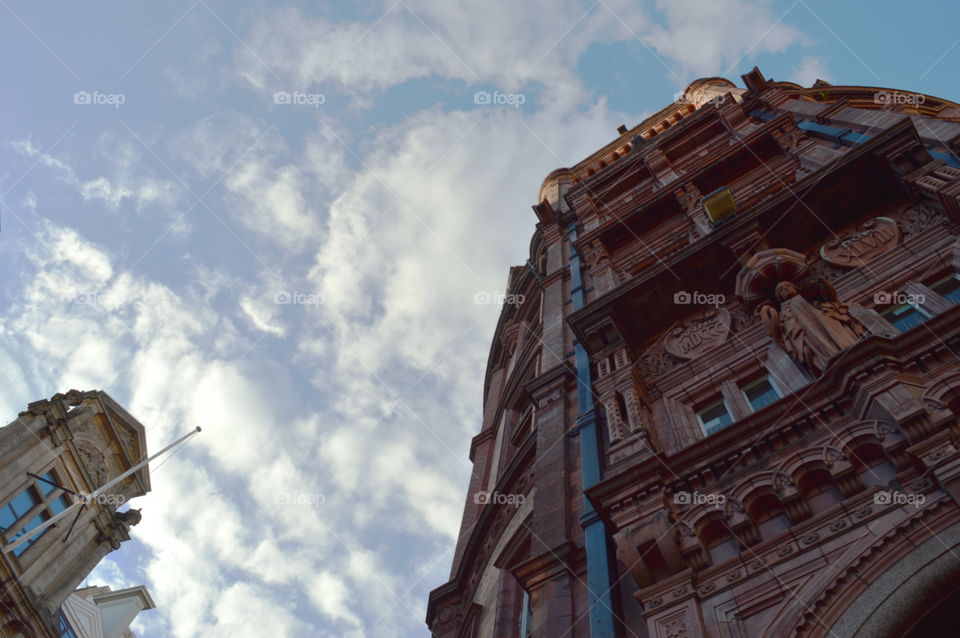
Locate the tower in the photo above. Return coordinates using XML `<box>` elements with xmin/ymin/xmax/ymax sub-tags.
<box><xmin>427</xmin><ymin>69</ymin><xmax>960</xmax><ymax>637</ymax></box>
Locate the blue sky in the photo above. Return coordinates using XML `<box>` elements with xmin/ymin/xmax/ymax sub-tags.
<box><xmin>0</xmin><ymin>1</ymin><xmax>958</xmax><ymax>636</ymax></box>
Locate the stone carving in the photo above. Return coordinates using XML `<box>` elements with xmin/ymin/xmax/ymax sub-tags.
<box><xmin>114</xmin><ymin>508</ymin><xmax>142</xmax><ymax>527</ymax></box>
<box><xmin>828</xmin><ymin>518</ymin><xmax>848</xmax><ymax>532</ymax></box>
<box><xmin>898</xmin><ymin>202</ymin><xmax>946</xmax><ymax>239</ymax></box>
<box><xmin>662</xmin><ymin>618</ymin><xmax>688</xmax><ymax>638</ymax></box>
<box><xmin>664</xmin><ymin>308</ymin><xmax>731</xmax><ymax>359</ymax></box>
<box><xmin>759</xmin><ymin>279</ymin><xmax>866</xmax><ymax>376</ymax></box>
<box><xmin>776</xmin><ymin>544</ymin><xmax>794</xmax><ymax>557</ymax></box>
<box><xmin>820</xmin><ymin>217</ymin><xmax>900</xmax><ymax>267</ymax></box>
<box><xmin>637</xmin><ymin>345</ymin><xmax>686</xmax><ymax>378</ymax></box>
<box><xmin>806</xmin><ymin>258</ymin><xmax>851</xmax><ymax>284</ymax></box>
<box><xmin>75</xmin><ymin>439</ymin><xmax>109</xmax><ymax>487</ymax></box>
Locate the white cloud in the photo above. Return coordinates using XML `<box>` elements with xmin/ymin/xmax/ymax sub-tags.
<box><xmin>644</xmin><ymin>0</ymin><xmax>807</xmax><ymax>78</ymax></box>
<box><xmin>790</xmin><ymin>55</ymin><xmax>831</xmax><ymax>87</ymax></box>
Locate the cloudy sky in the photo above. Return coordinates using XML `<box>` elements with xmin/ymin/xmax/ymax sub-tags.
<box><xmin>0</xmin><ymin>1</ymin><xmax>958</xmax><ymax>636</ymax></box>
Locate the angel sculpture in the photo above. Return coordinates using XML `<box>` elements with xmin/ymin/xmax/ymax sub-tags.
<box><xmin>758</xmin><ymin>279</ymin><xmax>866</xmax><ymax>376</ymax></box>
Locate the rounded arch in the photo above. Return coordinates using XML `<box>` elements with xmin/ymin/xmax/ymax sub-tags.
<box><xmin>765</xmin><ymin>504</ymin><xmax>960</xmax><ymax>637</ymax></box>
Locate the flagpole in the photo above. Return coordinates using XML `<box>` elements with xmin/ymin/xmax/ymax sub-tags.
<box><xmin>2</xmin><ymin>426</ymin><xmax>201</xmax><ymax>554</ymax></box>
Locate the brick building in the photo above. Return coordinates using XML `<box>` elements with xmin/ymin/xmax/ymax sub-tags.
<box><xmin>427</xmin><ymin>69</ymin><xmax>960</xmax><ymax>637</ymax></box>
<box><xmin>0</xmin><ymin>390</ymin><xmax>151</xmax><ymax>637</ymax></box>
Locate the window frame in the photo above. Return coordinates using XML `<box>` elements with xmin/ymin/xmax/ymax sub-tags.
<box><xmin>0</xmin><ymin>470</ymin><xmax>73</xmax><ymax>558</ymax></box>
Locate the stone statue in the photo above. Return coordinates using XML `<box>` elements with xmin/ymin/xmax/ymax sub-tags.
<box><xmin>759</xmin><ymin>279</ymin><xmax>866</xmax><ymax>376</ymax></box>
<box><xmin>114</xmin><ymin>508</ymin><xmax>142</xmax><ymax>527</ymax></box>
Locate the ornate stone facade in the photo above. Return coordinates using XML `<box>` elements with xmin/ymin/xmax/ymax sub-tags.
<box><xmin>0</xmin><ymin>390</ymin><xmax>150</xmax><ymax>638</ymax></box>
<box><xmin>428</xmin><ymin>69</ymin><xmax>960</xmax><ymax>637</ymax></box>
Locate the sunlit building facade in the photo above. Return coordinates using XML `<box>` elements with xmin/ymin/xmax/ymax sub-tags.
<box><xmin>428</xmin><ymin>68</ymin><xmax>960</xmax><ymax>637</ymax></box>
<box><xmin>0</xmin><ymin>390</ymin><xmax>151</xmax><ymax>637</ymax></box>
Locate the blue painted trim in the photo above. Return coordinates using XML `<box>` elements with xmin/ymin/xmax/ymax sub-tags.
<box><xmin>568</xmin><ymin>222</ymin><xmax>618</xmax><ymax>638</ymax></box>
<box><xmin>930</xmin><ymin>149</ymin><xmax>960</xmax><ymax>168</ymax></box>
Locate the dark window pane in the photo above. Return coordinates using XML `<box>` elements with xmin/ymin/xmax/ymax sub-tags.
<box><xmin>932</xmin><ymin>275</ymin><xmax>960</xmax><ymax>304</ymax></box>
<box><xmin>58</xmin><ymin>612</ymin><xmax>80</xmax><ymax>638</ymax></box>
<box><xmin>882</xmin><ymin>304</ymin><xmax>927</xmax><ymax>331</ymax></box>
<box><xmin>49</xmin><ymin>495</ymin><xmax>70</xmax><ymax>516</ymax></box>
<box><xmin>9</xmin><ymin>489</ymin><xmax>39</xmax><ymax>518</ymax></box>
<box><xmin>0</xmin><ymin>506</ymin><xmax>16</xmax><ymax>531</ymax></box>
<box><xmin>12</xmin><ymin>514</ymin><xmax>47</xmax><ymax>556</ymax></box>
<box><xmin>699</xmin><ymin>401</ymin><xmax>733</xmax><ymax>436</ymax></box>
<box><xmin>743</xmin><ymin>377</ymin><xmax>781</xmax><ymax>412</ymax></box>
<box><xmin>38</xmin><ymin>472</ymin><xmax>58</xmax><ymax>496</ymax></box>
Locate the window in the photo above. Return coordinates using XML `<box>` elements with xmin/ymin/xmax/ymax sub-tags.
<box><xmin>932</xmin><ymin>274</ymin><xmax>960</xmax><ymax>304</ymax></box>
<box><xmin>58</xmin><ymin>612</ymin><xmax>79</xmax><ymax>638</ymax></box>
<box><xmin>0</xmin><ymin>472</ymin><xmax>71</xmax><ymax>557</ymax></box>
<box><xmin>519</xmin><ymin>589</ymin><xmax>532</xmax><ymax>638</ymax></box>
<box><xmin>741</xmin><ymin>375</ymin><xmax>782</xmax><ymax>412</ymax></box>
<box><xmin>697</xmin><ymin>399</ymin><xmax>733</xmax><ymax>436</ymax></box>
<box><xmin>880</xmin><ymin>303</ymin><xmax>930</xmax><ymax>331</ymax></box>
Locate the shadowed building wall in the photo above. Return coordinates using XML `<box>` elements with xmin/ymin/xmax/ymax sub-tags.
<box><xmin>428</xmin><ymin>68</ymin><xmax>960</xmax><ymax>637</ymax></box>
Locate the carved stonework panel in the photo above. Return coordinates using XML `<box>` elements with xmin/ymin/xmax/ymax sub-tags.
<box><xmin>819</xmin><ymin>217</ymin><xmax>899</xmax><ymax>268</ymax></box>
<box><xmin>897</xmin><ymin>202</ymin><xmax>947</xmax><ymax>239</ymax></box>
<box><xmin>663</xmin><ymin>308</ymin><xmax>731</xmax><ymax>359</ymax></box>
<box><xmin>75</xmin><ymin>439</ymin><xmax>109</xmax><ymax>487</ymax></box>
<box><xmin>637</xmin><ymin>346</ymin><xmax>687</xmax><ymax>378</ymax></box>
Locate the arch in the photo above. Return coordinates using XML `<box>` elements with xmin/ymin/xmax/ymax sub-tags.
<box><xmin>768</xmin><ymin>507</ymin><xmax>960</xmax><ymax>637</ymax></box>
<box><xmin>921</xmin><ymin>371</ymin><xmax>960</xmax><ymax>414</ymax></box>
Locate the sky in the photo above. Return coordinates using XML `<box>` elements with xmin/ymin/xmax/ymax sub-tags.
<box><xmin>0</xmin><ymin>1</ymin><xmax>958</xmax><ymax>637</ymax></box>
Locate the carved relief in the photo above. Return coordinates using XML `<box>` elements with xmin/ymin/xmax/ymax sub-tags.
<box><xmin>758</xmin><ymin>279</ymin><xmax>866</xmax><ymax>376</ymax></box>
<box><xmin>898</xmin><ymin>202</ymin><xmax>947</xmax><ymax>239</ymax></box>
<box><xmin>75</xmin><ymin>439</ymin><xmax>109</xmax><ymax>487</ymax></box>
<box><xmin>661</xmin><ymin>617</ymin><xmax>688</xmax><ymax>638</ymax></box>
<box><xmin>820</xmin><ymin>217</ymin><xmax>900</xmax><ymax>267</ymax></box>
<box><xmin>637</xmin><ymin>345</ymin><xmax>687</xmax><ymax>378</ymax></box>
<box><xmin>664</xmin><ymin>308</ymin><xmax>731</xmax><ymax>359</ymax></box>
